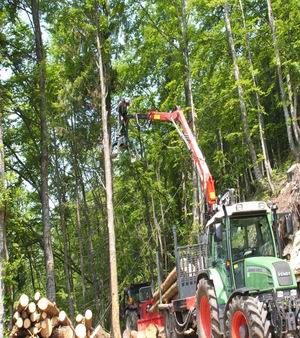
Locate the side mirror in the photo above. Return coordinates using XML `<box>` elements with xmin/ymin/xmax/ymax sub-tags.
<box><xmin>215</xmin><ymin>223</ymin><xmax>222</xmax><ymax>242</ymax></box>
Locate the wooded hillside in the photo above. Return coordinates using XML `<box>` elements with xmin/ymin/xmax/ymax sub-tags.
<box><xmin>0</xmin><ymin>0</ymin><xmax>299</xmax><ymax>335</ymax></box>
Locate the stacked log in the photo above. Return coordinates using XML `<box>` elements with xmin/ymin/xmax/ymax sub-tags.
<box><xmin>149</xmin><ymin>268</ymin><xmax>178</xmax><ymax>313</ymax></box>
<box><xmin>9</xmin><ymin>292</ymin><xmax>99</xmax><ymax>338</ymax></box>
<box><xmin>74</xmin><ymin>310</ymin><xmax>94</xmax><ymax>338</ymax></box>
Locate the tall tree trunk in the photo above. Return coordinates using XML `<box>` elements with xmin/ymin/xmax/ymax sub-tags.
<box><xmin>31</xmin><ymin>0</ymin><xmax>56</xmax><ymax>301</ymax></box>
<box><xmin>287</xmin><ymin>72</ymin><xmax>300</xmax><ymax>143</ymax></box>
<box><xmin>95</xmin><ymin>17</ymin><xmax>121</xmax><ymax>338</ymax></box>
<box><xmin>218</xmin><ymin>129</ymin><xmax>226</xmax><ymax>175</ymax></box>
<box><xmin>238</xmin><ymin>0</ymin><xmax>274</xmax><ymax>193</ymax></box>
<box><xmin>136</xmin><ymin>126</ymin><xmax>155</xmax><ymax>282</ymax></box>
<box><xmin>53</xmin><ymin>135</ymin><xmax>74</xmax><ymax>320</ymax></box>
<box><xmin>80</xmin><ymin>176</ymin><xmax>101</xmax><ymax>315</ymax></box>
<box><xmin>151</xmin><ymin>195</ymin><xmax>163</xmax><ymax>279</ymax></box>
<box><xmin>0</xmin><ymin>109</ymin><xmax>7</xmax><ymax>338</ymax></box>
<box><xmin>75</xmin><ymin>194</ymin><xmax>86</xmax><ymax>303</ymax></box>
<box><xmin>180</xmin><ymin>0</ymin><xmax>202</xmax><ymax>226</ymax></box>
<box><xmin>224</xmin><ymin>4</ymin><xmax>262</xmax><ymax>182</ymax></box>
<box><xmin>70</xmin><ymin>113</ymin><xmax>87</xmax><ymax>304</ymax></box>
<box><xmin>266</xmin><ymin>0</ymin><xmax>299</xmax><ymax>159</ymax></box>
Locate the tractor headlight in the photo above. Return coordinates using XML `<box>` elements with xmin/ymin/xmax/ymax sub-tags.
<box><xmin>236</xmin><ymin>204</ymin><xmax>243</xmax><ymax>211</ymax></box>
<box><xmin>291</xmin><ymin>289</ymin><xmax>297</xmax><ymax>297</ymax></box>
<box><xmin>277</xmin><ymin>291</ymin><xmax>284</xmax><ymax>298</ymax></box>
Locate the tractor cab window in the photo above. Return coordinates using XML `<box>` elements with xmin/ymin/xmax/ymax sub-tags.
<box><xmin>208</xmin><ymin>222</ymin><xmax>232</xmax><ymax>298</ymax></box>
<box><xmin>230</xmin><ymin>215</ymin><xmax>275</xmax><ymax>262</ymax></box>
<box><xmin>139</xmin><ymin>286</ymin><xmax>152</xmax><ymax>302</ymax></box>
<box><xmin>208</xmin><ymin>223</ymin><xmax>227</xmax><ymax>265</ymax></box>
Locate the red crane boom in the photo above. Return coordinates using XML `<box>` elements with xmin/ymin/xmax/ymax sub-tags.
<box><xmin>122</xmin><ymin>107</ymin><xmax>216</xmax><ymax>212</ymax></box>
<box><xmin>146</xmin><ymin>110</ymin><xmax>216</xmax><ymax>211</ymax></box>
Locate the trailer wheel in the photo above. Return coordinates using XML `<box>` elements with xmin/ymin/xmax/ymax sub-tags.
<box><xmin>196</xmin><ymin>278</ymin><xmax>221</xmax><ymax>338</ymax></box>
<box><xmin>225</xmin><ymin>296</ymin><xmax>271</xmax><ymax>338</ymax></box>
<box><xmin>125</xmin><ymin>310</ymin><xmax>138</xmax><ymax>331</ymax></box>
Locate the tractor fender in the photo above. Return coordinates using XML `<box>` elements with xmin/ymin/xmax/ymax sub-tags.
<box><xmin>196</xmin><ymin>268</ymin><xmax>228</xmax><ymax>307</ymax></box>
<box><xmin>196</xmin><ymin>270</ymin><xmax>211</xmax><ymax>286</ymax></box>
<box><xmin>223</xmin><ymin>287</ymin><xmax>252</xmax><ymax>322</ymax></box>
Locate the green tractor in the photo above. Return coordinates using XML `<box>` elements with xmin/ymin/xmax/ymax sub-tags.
<box><xmin>169</xmin><ymin>200</ymin><xmax>300</xmax><ymax>337</ymax></box>
<box><xmin>199</xmin><ymin>200</ymin><xmax>300</xmax><ymax>337</ymax></box>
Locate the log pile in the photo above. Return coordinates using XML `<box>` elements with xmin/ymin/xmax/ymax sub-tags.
<box><xmin>9</xmin><ymin>292</ymin><xmax>105</xmax><ymax>338</ymax></box>
<box><xmin>149</xmin><ymin>268</ymin><xmax>177</xmax><ymax>313</ymax></box>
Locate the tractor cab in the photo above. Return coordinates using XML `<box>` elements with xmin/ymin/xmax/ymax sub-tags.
<box><xmin>123</xmin><ymin>282</ymin><xmax>164</xmax><ymax>331</ymax></box>
<box><xmin>123</xmin><ymin>282</ymin><xmax>150</xmax><ymax>330</ymax></box>
<box><xmin>206</xmin><ymin>201</ymin><xmax>298</xmax><ymax>309</ymax></box>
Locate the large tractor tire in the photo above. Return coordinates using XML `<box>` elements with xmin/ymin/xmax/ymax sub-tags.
<box><xmin>196</xmin><ymin>278</ymin><xmax>221</xmax><ymax>338</ymax></box>
<box><xmin>125</xmin><ymin>310</ymin><xmax>138</xmax><ymax>331</ymax></box>
<box><xmin>225</xmin><ymin>296</ymin><xmax>271</xmax><ymax>338</ymax></box>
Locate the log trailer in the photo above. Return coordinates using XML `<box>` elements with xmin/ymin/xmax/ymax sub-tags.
<box><xmin>118</xmin><ymin>102</ymin><xmax>300</xmax><ymax>337</ymax></box>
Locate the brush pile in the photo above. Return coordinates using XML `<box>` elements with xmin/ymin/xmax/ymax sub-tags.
<box><xmin>9</xmin><ymin>292</ymin><xmax>107</xmax><ymax>338</ymax></box>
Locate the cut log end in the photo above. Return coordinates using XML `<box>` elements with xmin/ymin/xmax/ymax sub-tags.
<box><xmin>34</xmin><ymin>291</ymin><xmax>41</xmax><ymax>302</ymax></box>
<box><xmin>28</xmin><ymin>301</ymin><xmax>37</xmax><ymax>314</ymax></box>
<box><xmin>38</xmin><ymin>297</ymin><xmax>59</xmax><ymax>316</ymax></box>
<box><xmin>75</xmin><ymin>323</ymin><xmax>87</xmax><ymax>338</ymax></box>
<box><xmin>76</xmin><ymin>313</ymin><xmax>84</xmax><ymax>324</ymax></box>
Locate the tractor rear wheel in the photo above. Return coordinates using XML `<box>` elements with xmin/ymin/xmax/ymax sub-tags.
<box><xmin>225</xmin><ymin>296</ymin><xmax>271</xmax><ymax>338</ymax></box>
<box><xmin>196</xmin><ymin>278</ymin><xmax>221</xmax><ymax>338</ymax></box>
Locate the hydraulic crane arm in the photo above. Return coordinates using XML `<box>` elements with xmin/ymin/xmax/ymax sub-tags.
<box><xmin>127</xmin><ymin>109</ymin><xmax>217</xmax><ymax>212</ymax></box>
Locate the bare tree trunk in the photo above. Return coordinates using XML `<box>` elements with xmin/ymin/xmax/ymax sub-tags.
<box><xmin>53</xmin><ymin>134</ymin><xmax>74</xmax><ymax>320</ymax></box>
<box><xmin>159</xmin><ymin>199</ymin><xmax>168</xmax><ymax>272</ymax></box>
<box><xmin>31</xmin><ymin>0</ymin><xmax>56</xmax><ymax>301</ymax></box>
<box><xmin>136</xmin><ymin>125</ymin><xmax>155</xmax><ymax>282</ymax></box>
<box><xmin>70</xmin><ymin>114</ymin><xmax>87</xmax><ymax>304</ymax></box>
<box><xmin>95</xmin><ymin>17</ymin><xmax>121</xmax><ymax>338</ymax></box>
<box><xmin>151</xmin><ymin>195</ymin><xmax>164</xmax><ymax>280</ymax></box>
<box><xmin>224</xmin><ymin>4</ymin><xmax>262</xmax><ymax>182</ymax></box>
<box><xmin>80</xmin><ymin>179</ymin><xmax>101</xmax><ymax>315</ymax></box>
<box><xmin>180</xmin><ymin>0</ymin><xmax>203</xmax><ymax>226</ymax></box>
<box><xmin>75</xmin><ymin>195</ymin><xmax>86</xmax><ymax>303</ymax></box>
<box><xmin>266</xmin><ymin>0</ymin><xmax>299</xmax><ymax>159</ymax></box>
<box><xmin>218</xmin><ymin>129</ymin><xmax>226</xmax><ymax>175</ymax></box>
<box><xmin>238</xmin><ymin>0</ymin><xmax>274</xmax><ymax>193</ymax></box>
<box><xmin>287</xmin><ymin>72</ymin><xmax>300</xmax><ymax>143</ymax></box>
<box><xmin>0</xmin><ymin>109</ymin><xmax>7</xmax><ymax>338</ymax></box>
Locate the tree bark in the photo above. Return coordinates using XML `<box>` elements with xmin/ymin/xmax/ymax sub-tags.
<box><xmin>135</xmin><ymin>125</ymin><xmax>155</xmax><ymax>282</ymax></box>
<box><xmin>266</xmin><ymin>0</ymin><xmax>299</xmax><ymax>159</ymax></box>
<box><xmin>70</xmin><ymin>113</ymin><xmax>87</xmax><ymax>304</ymax></box>
<box><xmin>218</xmin><ymin>129</ymin><xmax>226</xmax><ymax>176</ymax></box>
<box><xmin>95</xmin><ymin>14</ymin><xmax>121</xmax><ymax>338</ymax></box>
<box><xmin>31</xmin><ymin>0</ymin><xmax>56</xmax><ymax>301</ymax></box>
<box><xmin>0</xmin><ymin>108</ymin><xmax>7</xmax><ymax>338</ymax></box>
<box><xmin>53</xmin><ymin>134</ymin><xmax>74</xmax><ymax>320</ymax></box>
<box><xmin>151</xmin><ymin>195</ymin><xmax>163</xmax><ymax>280</ymax></box>
<box><xmin>238</xmin><ymin>0</ymin><xmax>274</xmax><ymax>193</ymax></box>
<box><xmin>287</xmin><ymin>72</ymin><xmax>300</xmax><ymax>144</ymax></box>
<box><xmin>75</xmin><ymin>195</ymin><xmax>86</xmax><ymax>303</ymax></box>
<box><xmin>80</xmin><ymin>176</ymin><xmax>101</xmax><ymax>315</ymax></box>
<box><xmin>224</xmin><ymin>4</ymin><xmax>262</xmax><ymax>182</ymax></box>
